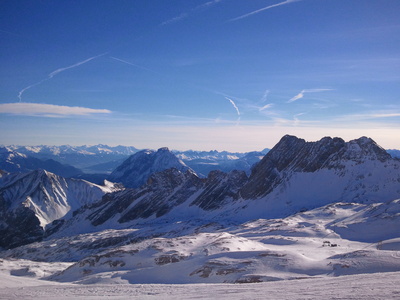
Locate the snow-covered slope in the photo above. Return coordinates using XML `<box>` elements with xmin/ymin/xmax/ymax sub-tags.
<box><xmin>108</xmin><ymin>147</ymin><xmax>193</xmax><ymax>188</ymax></box>
<box><xmin>0</xmin><ymin>170</ymin><xmax>121</xmax><ymax>248</ymax></box>
<box><xmin>1</xmin><ymin>269</ymin><xmax>400</xmax><ymax>299</ymax></box>
<box><xmin>3</xmin><ymin>200</ymin><xmax>400</xmax><ymax>285</ymax></box>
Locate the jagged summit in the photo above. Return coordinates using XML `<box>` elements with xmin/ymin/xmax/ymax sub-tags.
<box><xmin>108</xmin><ymin>147</ymin><xmax>193</xmax><ymax>188</ymax></box>
<box><xmin>240</xmin><ymin>135</ymin><xmax>394</xmax><ymax>199</ymax></box>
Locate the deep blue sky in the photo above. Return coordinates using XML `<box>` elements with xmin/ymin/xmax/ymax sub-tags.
<box><xmin>1</xmin><ymin>0</ymin><xmax>399</xmax><ymax>151</ymax></box>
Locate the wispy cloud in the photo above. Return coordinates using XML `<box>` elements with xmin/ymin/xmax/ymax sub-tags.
<box><xmin>18</xmin><ymin>53</ymin><xmax>106</xmax><ymax>102</ymax></box>
<box><xmin>259</xmin><ymin>103</ymin><xmax>274</xmax><ymax>111</ymax></box>
<box><xmin>293</xmin><ymin>112</ymin><xmax>306</xmax><ymax>126</ymax></box>
<box><xmin>229</xmin><ymin>0</ymin><xmax>302</xmax><ymax>22</ymax></box>
<box><xmin>288</xmin><ymin>88</ymin><xmax>333</xmax><ymax>103</ymax></box>
<box><xmin>161</xmin><ymin>0</ymin><xmax>223</xmax><ymax>26</ymax></box>
<box><xmin>110</xmin><ymin>56</ymin><xmax>161</xmax><ymax>75</ymax></box>
<box><xmin>161</xmin><ymin>13</ymin><xmax>189</xmax><ymax>26</ymax></box>
<box><xmin>336</xmin><ymin>111</ymin><xmax>400</xmax><ymax>122</ymax></box>
<box><xmin>0</xmin><ymin>102</ymin><xmax>111</xmax><ymax>118</ymax></box>
<box><xmin>224</xmin><ymin>97</ymin><xmax>241</xmax><ymax>117</ymax></box>
<box><xmin>260</xmin><ymin>89</ymin><xmax>270</xmax><ymax>103</ymax></box>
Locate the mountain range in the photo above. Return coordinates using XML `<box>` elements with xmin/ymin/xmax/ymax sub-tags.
<box><xmin>0</xmin><ymin>135</ymin><xmax>399</xmax><ymax>285</ymax></box>
<box><xmin>0</xmin><ymin>144</ymin><xmax>269</xmax><ymax>178</ymax></box>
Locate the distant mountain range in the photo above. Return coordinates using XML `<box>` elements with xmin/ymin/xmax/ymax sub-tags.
<box><xmin>3</xmin><ymin>144</ymin><xmax>139</xmax><ymax>173</ymax></box>
<box><xmin>0</xmin><ymin>147</ymin><xmax>83</xmax><ymax>178</ymax></box>
<box><xmin>0</xmin><ymin>135</ymin><xmax>400</xmax><ymax>284</ymax></box>
<box><xmin>0</xmin><ymin>144</ymin><xmax>269</xmax><ymax>179</ymax></box>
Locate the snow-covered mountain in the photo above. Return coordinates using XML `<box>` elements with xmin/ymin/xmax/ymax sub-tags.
<box><xmin>5</xmin><ymin>144</ymin><xmax>139</xmax><ymax>172</ymax></box>
<box><xmin>174</xmin><ymin>150</ymin><xmax>266</xmax><ymax>177</ymax></box>
<box><xmin>238</xmin><ymin>135</ymin><xmax>400</xmax><ymax>217</ymax></box>
<box><xmin>1</xmin><ymin>134</ymin><xmax>400</xmax><ymax>285</ymax></box>
<box><xmin>0</xmin><ymin>170</ymin><xmax>121</xmax><ymax>249</ymax></box>
<box><xmin>387</xmin><ymin>149</ymin><xmax>400</xmax><ymax>158</ymax></box>
<box><xmin>49</xmin><ymin>135</ymin><xmax>400</xmax><ymax>236</ymax></box>
<box><xmin>0</xmin><ymin>147</ymin><xmax>82</xmax><ymax>177</ymax></box>
<box><xmin>108</xmin><ymin>147</ymin><xmax>193</xmax><ymax>188</ymax></box>
<box><xmin>2</xmin><ymin>144</ymin><xmax>269</xmax><ymax>176</ymax></box>
<box><xmin>8</xmin><ymin>144</ymin><xmax>139</xmax><ymax>157</ymax></box>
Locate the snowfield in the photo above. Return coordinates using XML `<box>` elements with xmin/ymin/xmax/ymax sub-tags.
<box><xmin>0</xmin><ymin>271</ymin><xmax>399</xmax><ymax>299</ymax></box>
<box><xmin>1</xmin><ymin>201</ymin><xmax>400</xmax><ymax>299</ymax></box>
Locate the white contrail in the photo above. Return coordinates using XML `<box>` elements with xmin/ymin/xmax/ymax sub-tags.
<box><xmin>48</xmin><ymin>53</ymin><xmax>106</xmax><ymax>78</ymax></box>
<box><xmin>288</xmin><ymin>88</ymin><xmax>333</xmax><ymax>103</ymax></box>
<box><xmin>161</xmin><ymin>0</ymin><xmax>223</xmax><ymax>26</ymax></box>
<box><xmin>110</xmin><ymin>56</ymin><xmax>160</xmax><ymax>74</ymax></box>
<box><xmin>225</xmin><ymin>97</ymin><xmax>241</xmax><ymax>116</ymax></box>
<box><xmin>18</xmin><ymin>53</ymin><xmax>106</xmax><ymax>102</ymax></box>
<box><xmin>229</xmin><ymin>0</ymin><xmax>301</xmax><ymax>22</ymax></box>
<box><xmin>18</xmin><ymin>78</ymin><xmax>50</xmax><ymax>102</ymax></box>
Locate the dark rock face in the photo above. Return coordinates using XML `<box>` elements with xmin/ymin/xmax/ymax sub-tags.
<box><xmin>87</xmin><ymin>168</ymin><xmax>248</xmax><ymax>226</ymax></box>
<box><xmin>190</xmin><ymin>170</ymin><xmax>248</xmax><ymax>210</ymax></box>
<box><xmin>89</xmin><ymin>168</ymin><xmax>203</xmax><ymax>225</ymax></box>
<box><xmin>240</xmin><ymin>135</ymin><xmax>391</xmax><ymax>199</ymax></box>
<box><xmin>108</xmin><ymin>148</ymin><xmax>192</xmax><ymax>188</ymax></box>
<box><xmin>0</xmin><ymin>195</ymin><xmax>44</xmax><ymax>249</ymax></box>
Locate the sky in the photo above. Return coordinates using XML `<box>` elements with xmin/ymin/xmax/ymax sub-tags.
<box><xmin>1</xmin><ymin>0</ymin><xmax>399</xmax><ymax>151</ymax></box>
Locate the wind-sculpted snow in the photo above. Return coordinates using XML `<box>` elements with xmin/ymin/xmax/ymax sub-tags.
<box><xmin>0</xmin><ymin>201</ymin><xmax>392</xmax><ymax>285</ymax></box>
<box><xmin>2</xmin><ymin>201</ymin><xmax>400</xmax><ymax>285</ymax></box>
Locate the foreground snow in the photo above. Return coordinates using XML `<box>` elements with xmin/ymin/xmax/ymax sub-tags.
<box><xmin>0</xmin><ymin>271</ymin><xmax>399</xmax><ymax>299</ymax></box>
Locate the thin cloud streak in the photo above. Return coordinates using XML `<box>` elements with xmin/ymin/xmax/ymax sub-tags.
<box><xmin>18</xmin><ymin>53</ymin><xmax>106</xmax><ymax>102</ymax></box>
<box><xmin>288</xmin><ymin>88</ymin><xmax>333</xmax><ymax>103</ymax></box>
<box><xmin>0</xmin><ymin>102</ymin><xmax>111</xmax><ymax>117</ymax></box>
<box><xmin>110</xmin><ymin>57</ymin><xmax>161</xmax><ymax>75</ymax></box>
<box><xmin>259</xmin><ymin>103</ymin><xmax>274</xmax><ymax>111</ymax></box>
<box><xmin>229</xmin><ymin>0</ymin><xmax>302</xmax><ymax>22</ymax></box>
<box><xmin>48</xmin><ymin>53</ymin><xmax>106</xmax><ymax>78</ymax></box>
<box><xmin>161</xmin><ymin>13</ymin><xmax>189</xmax><ymax>26</ymax></box>
<box><xmin>260</xmin><ymin>89</ymin><xmax>270</xmax><ymax>103</ymax></box>
<box><xmin>18</xmin><ymin>78</ymin><xmax>50</xmax><ymax>102</ymax></box>
<box><xmin>225</xmin><ymin>97</ymin><xmax>241</xmax><ymax>116</ymax></box>
<box><xmin>336</xmin><ymin>111</ymin><xmax>400</xmax><ymax>122</ymax></box>
<box><xmin>161</xmin><ymin>0</ymin><xmax>223</xmax><ymax>26</ymax></box>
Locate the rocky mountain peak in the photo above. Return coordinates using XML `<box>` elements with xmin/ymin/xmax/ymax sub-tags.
<box><xmin>240</xmin><ymin>135</ymin><xmax>393</xmax><ymax>199</ymax></box>
<box><xmin>108</xmin><ymin>147</ymin><xmax>193</xmax><ymax>188</ymax></box>
<box><xmin>337</xmin><ymin>136</ymin><xmax>391</xmax><ymax>162</ymax></box>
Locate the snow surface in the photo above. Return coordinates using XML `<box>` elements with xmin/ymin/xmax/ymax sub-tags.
<box><xmin>0</xmin><ymin>271</ymin><xmax>399</xmax><ymax>299</ymax></box>
<box><xmin>2</xmin><ymin>201</ymin><xmax>400</xmax><ymax>288</ymax></box>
